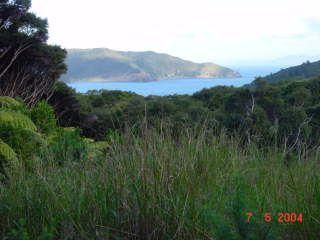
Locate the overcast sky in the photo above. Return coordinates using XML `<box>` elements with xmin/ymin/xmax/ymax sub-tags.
<box><xmin>31</xmin><ymin>0</ymin><xmax>320</xmax><ymax>66</ymax></box>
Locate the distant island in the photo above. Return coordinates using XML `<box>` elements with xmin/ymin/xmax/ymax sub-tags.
<box><xmin>61</xmin><ymin>48</ymin><xmax>241</xmax><ymax>83</ymax></box>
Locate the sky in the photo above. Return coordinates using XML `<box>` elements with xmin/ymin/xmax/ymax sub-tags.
<box><xmin>30</xmin><ymin>0</ymin><xmax>320</xmax><ymax>66</ymax></box>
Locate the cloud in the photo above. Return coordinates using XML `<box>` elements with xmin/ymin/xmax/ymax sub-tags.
<box><xmin>30</xmin><ymin>0</ymin><xmax>320</xmax><ymax>65</ymax></box>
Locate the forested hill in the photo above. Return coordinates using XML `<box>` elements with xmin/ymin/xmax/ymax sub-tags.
<box><xmin>260</xmin><ymin>60</ymin><xmax>320</xmax><ymax>83</ymax></box>
<box><xmin>61</xmin><ymin>48</ymin><xmax>241</xmax><ymax>82</ymax></box>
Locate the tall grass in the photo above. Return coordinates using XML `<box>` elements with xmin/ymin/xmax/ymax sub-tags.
<box><xmin>0</xmin><ymin>127</ymin><xmax>320</xmax><ymax>239</ymax></box>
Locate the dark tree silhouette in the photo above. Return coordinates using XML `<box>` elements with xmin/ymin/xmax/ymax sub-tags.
<box><xmin>0</xmin><ymin>0</ymin><xmax>66</xmax><ymax>106</ymax></box>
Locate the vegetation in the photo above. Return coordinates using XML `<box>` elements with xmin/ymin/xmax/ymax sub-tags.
<box><xmin>0</xmin><ymin>96</ymin><xmax>94</xmax><ymax>179</ymax></box>
<box><xmin>0</xmin><ymin>77</ymin><xmax>315</xmax><ymax>238</ymax></box>
<box><xmin>250</xmin><ymin>60</ymin><xmax>320</xmax><ymax>86</ymax></box>
<box><xmin>62</xmin><ymin>48</ymin><xmax>240</xmax><ymax>82</ymax></box>
<box><xmin>1</xmin><ymin>0</ymin><xmax>320</xmax><ymax>239</ymax></box>
<box><xmin>72</xmin><ymin>77</ymin><xmax>320</xmax><ymax>155</ymax></box>
<box><xmin>1</xmin><ymin>120</ymin><xmax>320</xmax><ymax>239</ymax></box>
<box><xmin>0</xmin><ymin>0</ymin><xmax>66</xmax><ymax>106</ymax></box>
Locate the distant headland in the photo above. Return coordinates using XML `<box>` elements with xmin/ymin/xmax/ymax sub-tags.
<box><xmin>61</xmin><ymin>48</ymin><xmax>241</xmax><ymax>83</ymax></box>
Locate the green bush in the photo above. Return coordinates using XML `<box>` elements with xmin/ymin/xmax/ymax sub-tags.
<box><xmin>0</xmin><ymin>126</ymin><xmax>45</xmax><ymax>168</ymax></box>
<box><xmin>0</xmin><ymin>97</ymin><xmax>23</xmax><ymax>109</ymax></box>
<box><xmin>0</xmin><ymin>99</ymin><xmax>47</xmax><ymax>172</ymax></box>
<box><xmin>0</xmin><ymin>97</ymin><xmax>94</xmax><ymax>175</ymax></box>
<box><xmin>30</xmin><ymin>101</ymin><xmax>57</xmax><ymax>135</ymax></box>
<box><xmin>44</xmin><ymin>128</ymin><xmax>88</xmax><ymax>165</ymax></box>
<box><xmin>0</xmin><ymin>110</ymin><xmax>37</xmax><ymax>132</ymax></box>
<box><xmin>0</xmin><ymin>139</ymin><xmax>18</xmax><ymax>180</ymax></box>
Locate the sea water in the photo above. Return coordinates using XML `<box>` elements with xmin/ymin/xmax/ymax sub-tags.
<box><xmin>68</xmin><ymin>66</ymin><xmax>280</xmax><ymax>96</ymax></box>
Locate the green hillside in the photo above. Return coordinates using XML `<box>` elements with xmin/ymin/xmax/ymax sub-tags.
<box><xmin>258</xmin><ymin>60</ymin><xmax>320</xmax><ymax>84</ymax></box>
<box><xmin>62</xmin><ymin>48</ymin><xmax>241</xmax><ymax>82</ymax></box>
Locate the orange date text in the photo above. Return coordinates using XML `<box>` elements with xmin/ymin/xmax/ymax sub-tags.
<box><xmin>246</xmin><ymin>212</ymin><xmax>303</xmax><ymax>223</ymax></box>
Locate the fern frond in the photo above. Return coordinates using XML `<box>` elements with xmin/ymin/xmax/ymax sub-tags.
<box><xmin>88</xmin><ymin>141</ymin><xmax>109</xmax><ymax>159</ymax></box>
<box><xmin>90</xmin><ymin>141</ymin><xmax>109</xmax><ymax>150</ymax></box>
<box><xmin>0</xmin><ymin>138</ymin><xmax>18</xmax><ymax>164</ymax></box>
<box><xmin>0</xmin><ymin>110</ymin><xmax>37</xmax><ymax>132</ymax></box>
<box><xmin>0</xmin><ymin>127</ymin><xmax>46</xmax><ymax>160</ymax></box>
<box><xmin>0</xmin><ymin>96</ymin><xmax>23</xmax><ymax>109</ymax></box>
<box><xmin>63</xmin><ymin>127</ymin><xmax>77</xmax><ymax>132</ymax></box>
<box><xmin>84</xmin><ymin>138</ymin><xmax>95</xmax><ymax>144</ymax></box>
<box><xmin>30</xmin><ymin>101</ymin><xmax>57</xmax><ymax>135</ymax></box>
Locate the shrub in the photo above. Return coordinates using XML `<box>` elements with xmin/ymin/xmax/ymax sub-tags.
<box><xmin>0</xmin><ymin>139</ymin><xmax>18</xmax><ymax>180</ymax></box>
<box><xmin>0</xmin><ymin>110</ymin><xmax>37</xmax><ymax>132</ymax></box>
<box><xmin>44</xmin><ymin>128</ymin><xmax>88</xmax><ymax>165</ymax></box>
<box><xmin>30</xmin><ymin>101</ymin><xmax>57</xmax><ymax>135</ymax></box>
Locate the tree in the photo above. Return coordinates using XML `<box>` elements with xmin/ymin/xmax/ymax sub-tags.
<box><xmin>48</xmin><ymin>81</ymin><xmax>81</xmax><ymax>126</ymax></box>
<box><xmin>0</xmin><ymin>0</ymin><xmax>67</xmax><ymax>106</ymax></box>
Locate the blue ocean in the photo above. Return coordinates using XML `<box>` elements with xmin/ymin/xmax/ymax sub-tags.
<box><xmin>68</xmin><ymin>66</ymin><xmax>280</xmax><ymax>96</ymax></box>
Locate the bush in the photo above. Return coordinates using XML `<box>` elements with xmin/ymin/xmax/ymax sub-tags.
<box><xmin>0</xmin><ymin>139</ymin><xmax>18</xmax><ymax>180</ymax></box>
<box><xmin>44</xmin><ymin>128</ymin><xmax>88</xmax><ymax>165</ymax></box>
<box><xmin>30</xmin><ymin>101</ymin><xmax>57</xmax><ymax>135</ymax></box>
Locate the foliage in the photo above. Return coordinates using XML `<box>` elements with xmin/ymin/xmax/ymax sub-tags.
<box><xmin>0</xmin><ymin>129</ymin><xmax>319</xmax><ymax>239</ymax></box>
<box><xmin>0</xmin><ymin>96</ymin><xmax>43</xmax><ymax>177</ymax></box>
<box><xmin>0</xmin><ymin>97</ymin><xmax>89</xmax><ymax>178</ymax></box>
<box><xmin>44</xmin><ymin>127</ymin><xmax>88</xmax><ymax>165</ymax></box>
<box><xmin>250</xmin><ymin>60</ymin><xmax>320</xmax><ymax>85</ymax></box>
<box><xmin>0</xmin><ymin>110</ymin><xmax>37</xmax><ymax>131</ymax></box>
<box><xmin>0</xmin><ymin>96</ymin><xmax>29</xmax><ymax>115</ymax></box>
<box><xmin>30</xmin><ymin>100</ymin><xmax>57</xmax><ymax>134</ymax></box>
<box><xmin>1</xmin><ymin>4</ymin><xmax>320</xmax><ymax>237</ymax></box>
<box><xmin>0</xmin><ymin>0</ymin><xmax>67</xmax><ymax>106</ymax></box>
<box><xmin>0</xmin><ymin>72</ymin><xmax>320</xmax><ymax>239</ymax></box>
<box><xmin>48</xmin><ymin>81</ymin><xmax>81</xmax><ymax>127</ymax></box>
<box><xmin>72</xmin><ymin>77</ymin><xmax>320</xmax><ymax>151</ymax></box>
<box><xmin>0</xmin><ymin>139</ymin><xmax>17</xmax><ymax>163</ymax></box>
<box><xmin>0</xmin><ymin>96</ymin><xmax>23</xmax><ymax>109</ymax></box>
<box><xmin>0</xmin><ymin>138</ymin><xmax>18</xmax><ymax>179</ymax></box>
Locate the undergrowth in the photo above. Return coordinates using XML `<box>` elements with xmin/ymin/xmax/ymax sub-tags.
<box><xmin>0</xmin><ymin>127</ymin><xmax>319</xmax><ymax>239</ymax></box>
